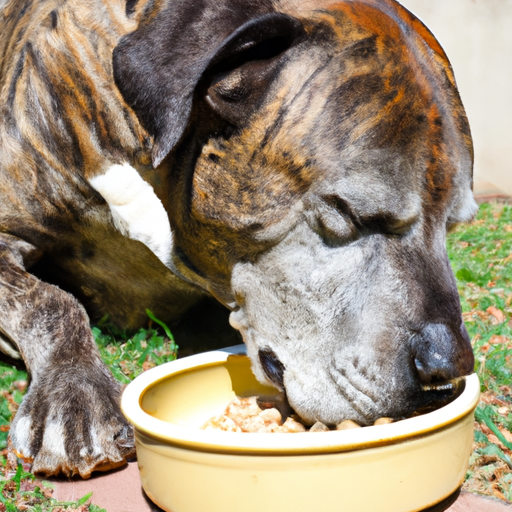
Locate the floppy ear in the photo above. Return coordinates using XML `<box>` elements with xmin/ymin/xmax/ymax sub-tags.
<box><xmin>204</xmin><ymin>14</ymin><xmax>304</xmax><ymax>127</ymax></box>
<box><xmin>113</xmin><ymin>7</ymin><xmax>304</xmax><ymax>168</ymax></box>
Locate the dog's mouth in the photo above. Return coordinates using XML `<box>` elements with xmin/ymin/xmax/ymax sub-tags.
<box><xmin>420</xmin><ymin>375</ymin><xmax>466</xmax><ymax>394</ymax></box>
<box><xmin>411</xmin><ymin>376</ymin><xmax>466</xmax><ymax>416</ymax></box>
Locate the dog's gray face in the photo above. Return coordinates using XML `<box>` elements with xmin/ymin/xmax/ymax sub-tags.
<box><xmin>228</xmin><ymin>220</ymin><xmax>472</xmax><ymax>425</ymax></box>
<box><xmin>115</xmin><ymin>1</ymin><xmax>477</xmax><ymax>425</ymax></box>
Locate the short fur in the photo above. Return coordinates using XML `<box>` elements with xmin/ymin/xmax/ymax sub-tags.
<box><xmin>0</xmin><ymin>0</ymin><xmax>477</xmax><ymax>477</ymax></box>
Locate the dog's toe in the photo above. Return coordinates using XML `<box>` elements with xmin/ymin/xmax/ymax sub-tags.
<box><xmin>28</xmin><ymin>421</ymin><xmax>135</xmax><ymax>478</ymax></box>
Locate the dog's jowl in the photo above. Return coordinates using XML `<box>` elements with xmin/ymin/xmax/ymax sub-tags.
<box><xmin>0</xmin><ymin>0</ymin><xmax>478</xmax><ymax>477</ymax></box>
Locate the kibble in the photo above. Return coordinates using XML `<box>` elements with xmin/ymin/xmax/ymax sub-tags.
<box><xmin>373</xmin><ymin>417</ymin><xmax>393</xmax><ymax>426</ymax></box>
<box><xmin>202</xmin><ymin>395</ymin><xmax>396</xmax><ymax>433</ymax></box>
<box><xmin>202</xmin><ymin>396</ymin><xmax>306</xmax><ymax>433</ymax></box>
<box><xmin>336</xmin><ymin>419</ymin><xmax>362</xmax><ymax>430</ymax></box>
<box><xmin>309</xmin><ymin>421</ymin><xmax>331</xmax><ymax>432</ymax></box>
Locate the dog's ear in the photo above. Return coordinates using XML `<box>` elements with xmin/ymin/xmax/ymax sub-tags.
<box><xmin>113</xmin><ymin>10</ymin><xmax>303</xmax><ymax>168</ymax></box>
<box><xmin>203</xmin><ymin>14</ymin><xmax>304</xmax><ymax>128</ymax></box>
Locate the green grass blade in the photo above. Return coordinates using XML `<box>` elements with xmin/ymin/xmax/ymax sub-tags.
<box><xmin>475</xmin><ymin>406</ymin><xmax>512</xmax><ymax>452</ymax></box>
<box><xmin>77</xmin><ymin>491</ymin><xmax>93</xmax><ymax>505</ymax></box>
<box><xmin>145</xmin><ymin>309</ymin><xmax>175</xmax><ymax>342</ymax></box>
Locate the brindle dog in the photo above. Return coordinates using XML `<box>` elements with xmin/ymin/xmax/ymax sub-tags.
<box><xmin>0</xmin><ymin>0</ymin><xmax>477</xmax><ymax>477</ymax></box>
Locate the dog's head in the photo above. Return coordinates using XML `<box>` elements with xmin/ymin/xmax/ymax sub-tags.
<box><xmin>114</xmin><ymin>0</ymin><xmax>477</xmax><ymax>425</ymax></box>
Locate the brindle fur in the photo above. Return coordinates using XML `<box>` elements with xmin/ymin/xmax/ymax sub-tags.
<box><xmin>1</xmin><ymin>0</ymin><xmax>477</xmax><ymax>477</ymax></box>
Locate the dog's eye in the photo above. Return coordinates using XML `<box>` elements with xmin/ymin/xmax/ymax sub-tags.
<box><xmin>323</xmin><ymin>195</ymin><xmax>417</xmax><ymax>237</ymax></box>
<box><xmin>357</xmin><ymin>214</ymin><xmax>417</xmax><ymax>237</ymax></box>
<box><xmin>306</xmin><ymin>195</ymin><xmax>360</xmax><ymax>246</ymax></box>
<box><xmin>308</xmin><ymin>194</ymin><xmax>416</xmax><ymax>246</ymax></box>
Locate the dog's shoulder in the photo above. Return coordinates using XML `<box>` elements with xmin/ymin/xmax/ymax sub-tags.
<box><xmin>0</xmin><ymin>0</ymin><xmax>154</xmax><ymax>247</ymax></box>
<box><xmin>0</xmin><ymin>0</ymin><xmax>150</xmax><ymax>176</ymax></box>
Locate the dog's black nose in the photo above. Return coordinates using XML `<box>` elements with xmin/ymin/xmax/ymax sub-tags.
<box><xmin>258</xmin><ymin>349</ymin><xmax>285</xmax><ymax>389</ymax></box>
<box><xmin>411</xmin><ymin>322</ymin><xmax>474</xmax><ymax>388</ymax></box>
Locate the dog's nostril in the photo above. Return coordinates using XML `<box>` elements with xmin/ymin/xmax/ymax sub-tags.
<box><xmin>411</xmin><ymin>322</ymin><xmax>474</xmax><ymax>388</ymax></box>
<box><xmin>258</xmin><ymin>349</ymin><xmax>285</xmax><ymax>389</ymax></box>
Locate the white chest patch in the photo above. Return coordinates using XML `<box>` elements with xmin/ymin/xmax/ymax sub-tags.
<box><xmin>89</xmin><ymin>163</ymin><xmax>173</xmax><ymax>267</ymax></box>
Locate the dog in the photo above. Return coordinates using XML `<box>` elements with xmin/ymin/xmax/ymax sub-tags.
<box><xmin>0</xmin><ymin>0</ymin><xmax>478</xmax><ymax>477</ymax></box>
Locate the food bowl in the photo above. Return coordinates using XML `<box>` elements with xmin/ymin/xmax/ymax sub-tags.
<box><xmin>121</xmin><ymin>345</ymin><xmax>480</xmax><ymax>512</ymax></box>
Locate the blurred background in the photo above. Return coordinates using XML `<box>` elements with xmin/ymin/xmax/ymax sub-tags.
<box><xmin>399</xmin><ymin>0</ymin><xmax>512</xmax><ymax>200</ymax></box>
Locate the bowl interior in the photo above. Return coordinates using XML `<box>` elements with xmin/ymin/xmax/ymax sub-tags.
<box><xmin>141</xmin><ymin>355</ymin><xmax>278</xmax><ymax>428</ymax></box>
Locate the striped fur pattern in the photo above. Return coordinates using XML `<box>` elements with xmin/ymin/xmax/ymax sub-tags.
<box><xmin>1</xmin><ymin>0</ymin><xmax>477</xmax><ymax>477</ymax></box>
<box><xmin>0</xmin><ymin>0</ymin><xmax>150</xmax><ymax>247</ymax></box>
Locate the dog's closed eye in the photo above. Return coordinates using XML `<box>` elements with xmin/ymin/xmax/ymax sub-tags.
<box><xmin>305</xmin><ymin>194</ymin><xmax>417</xmax><ymax>247</ymax></box>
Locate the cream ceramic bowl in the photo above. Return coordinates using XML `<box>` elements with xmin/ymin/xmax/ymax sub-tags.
<box><xmin>121</xmin><ymin>345</ymin><xmax>480</xmax><ymax>512</ymax></box>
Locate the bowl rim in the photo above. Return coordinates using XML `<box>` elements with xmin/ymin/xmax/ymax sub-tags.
<box><xmin>121</xmin><ymin>345</ymin><xmax>480</xmax><ymax>455</ymax></box>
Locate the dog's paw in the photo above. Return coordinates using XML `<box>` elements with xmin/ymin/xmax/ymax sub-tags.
<box><xmin>10</xmin><ymin>361</ymin><xmax>135</xmax><ymax>478</ymax></box>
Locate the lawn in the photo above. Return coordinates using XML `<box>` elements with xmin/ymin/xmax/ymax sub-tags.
<box><xmin>447</xmin><ymin>202</ymin><xmax>512</xmax><ymax>501</ymax></box>
<box><xmin>0</xmin><ymin>201</ymin><xmax>511</xmax><ymax>510</ymax></box>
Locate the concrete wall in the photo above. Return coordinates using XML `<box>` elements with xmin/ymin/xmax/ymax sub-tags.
<box><xmin>398</xmin><ymin>0</ymin><xmax>512</xmax><ymax>196</ymax></box>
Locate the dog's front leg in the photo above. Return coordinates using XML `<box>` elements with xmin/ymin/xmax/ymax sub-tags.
<box><xmin>0</xmin><ymin>240</ymin><xmax>135</xmax><ymax>478</ymax></box>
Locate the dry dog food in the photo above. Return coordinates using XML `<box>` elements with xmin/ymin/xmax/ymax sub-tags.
<box><xmin>202</xmin><ymin>396</ymin><xmax>306</xmax><ymax>433</ymax></box>
<box><xmin>201</xmin><ymin>395</ymin><xmax>394</xmax><ymax>433</ymax></box>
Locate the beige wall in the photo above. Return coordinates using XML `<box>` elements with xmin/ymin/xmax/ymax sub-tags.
<box><xmin>398</xmin><ymin>0</ymin><xmax>512</xmax><ymax>196</ymax></box>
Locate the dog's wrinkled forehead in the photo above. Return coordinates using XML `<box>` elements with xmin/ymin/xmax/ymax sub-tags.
<box><xmin>177</xmin><ymin>4</ymin><xmax>474</xmax><ymax>240</ymax></box>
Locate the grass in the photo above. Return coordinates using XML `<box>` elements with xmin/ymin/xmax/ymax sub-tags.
<box><xmin>0</xmin><ymin>202</ymin><xmax>511</xmax><ymax>508</ymax></box>
<box><xmin>92</xmin><ymin>309</ymin><xmax>178</xmax><ymax>384</ymax></box>
<box><xmin>0</xmin><ymin>467</ymin><xmax>104</xmax><ymax>512</ymax></box>
<box><xmin>446</xmin><ymin>202</ymin><xmax>512</xmax><ymax>501</ymax></box>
